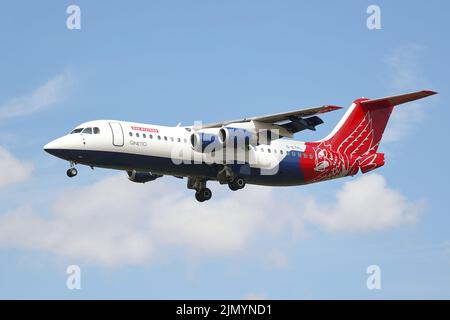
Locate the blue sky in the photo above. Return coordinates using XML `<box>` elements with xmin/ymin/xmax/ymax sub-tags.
<box><xmin>0</xmin><ymin>0</ymin><xmax>449</xmax><ymax>299</ymax></box>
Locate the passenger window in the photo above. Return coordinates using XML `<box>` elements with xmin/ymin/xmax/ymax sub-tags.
<box><xmin>136</xmin><ymin>133</ymin><xmax>139</xmax><ymax>138</ymax></box>
<box><xmin>280</xmin><ymin>150</ymin><xmax>283</xmax><ymax>155</ymax></box>
<box><xmin>158</xmin><ymin>135</ymin><xmax>161</xmax><ymax>140</ymax></box>
<box><xmin>70</xmin><ymin>128</ymin><xmax>83</xmax><ymax>134</ymax></box>
<box><xmin>93</xmin><ymin>127</ymin><xmax>100</xmax><ymax>134</ymax></box>
<box><xmin>164</xmin><ymin>136</ymin><xmax>168</xmax><ymax>141</ymax></box>
<box><xmin>170</xmin><ymin>137</ymin><xmax>174</xmax><ymax>142</ymax></box>
<box><xmin>129</xmin><ymin>132</ymin><xmax>133</xmax><ymax>137</ymax></box>
<box><xmin>177</xmin><ymin>138</ymin><xmax>181</xmax><ymax>142</ymax></box>
<box><xmin>184</xmin><ymin>138</ymin><xmax>187</xmax><ymax>143</ymax></box>
<box><xmin>149</xmin><ymin>134</ymin><xmax>153</xmax><ymax>139</ymax></box>
<box><xmin>143</xmin><ymin>134</ymin><xmax>146</xmax><ymax>138</ymax></box>
<box><xmin>82</xmin><ymin>127</ymin><xmax>92</xmax><ymax>134</ymax></box>
<box><xmin>268</xmin><ymin>149</ymin><xmax>271</xmax><ymax>153</ymax></box>
<box><xmin>274</xmin><ymin>149</ymin><xmax>277</xmax><ymax>154</ymax></box>
<box><xmin>309</xmin><ymin>154</ymin><xmax>313</xmax><ymax>159</ymax></box>
<box><xmin>303</xmin><ymin>153</ymin><xmax>308</xmax><ymax>158</ymax></box>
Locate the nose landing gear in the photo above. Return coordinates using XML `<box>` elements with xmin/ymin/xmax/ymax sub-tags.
<box><xmin>66</xmin><ymin>168</ymin><xmax>78</xmax><ymax>177</ymax></box>
<box><xmin>66</xmin><ymin>162</ymin><xmax>78</xmax><ymax>178</ymax></box>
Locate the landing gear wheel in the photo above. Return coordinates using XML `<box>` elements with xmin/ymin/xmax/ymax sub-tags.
<box><xmin>234</xmin><ymin>177</ymin><xmax>246</xmax><ymax>189</ymax></box>
<box><xmin>195</xmin><ymin>188</ymin><xmax>212</xmax><ymax>202</ymax></box>
<box><xmin>195</xmin><ymin>191</ymin><xmax>204</xmax><ymax>202</ymax></box>
<box><xmin>229</xmin><ymin>177</ymin><xmax>246</xmax><ymax>191</ymax></box>
<box><xmin>201</xmin><ymin>188</ymin><xmax>212</xmax><ymax>201</ymax></box>
<box><xmin>66</xmin><ymin>168</ymin><xmax>78</xmax><ymax>178</ymax></box>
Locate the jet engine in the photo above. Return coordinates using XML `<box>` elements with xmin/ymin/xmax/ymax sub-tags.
<box><xmin>218</xmin><ymin>127</ymin><xmax>257</xmax><ymax>148</ymax></box>
<box><xmin>127</xmin><ymin>170</ymin><xmax>162</xmax><ymax>183</ymax></box>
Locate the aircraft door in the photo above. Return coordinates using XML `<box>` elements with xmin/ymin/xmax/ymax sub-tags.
<box><xmin>109</xmin><ymin>122</ymin><xmax>124</xmax><ymax>147</ymax></box>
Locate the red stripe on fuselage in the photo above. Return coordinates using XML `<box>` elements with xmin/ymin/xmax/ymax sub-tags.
<box><xmin>131</xmin><ymin>126</ymin><xmax>159</xmax><ymax>133</ymax></box>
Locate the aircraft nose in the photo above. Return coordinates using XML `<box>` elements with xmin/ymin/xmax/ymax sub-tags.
<box><xmin>43</xmin><ymin>135</ymin><xmax>81</xmax><ymax>161</ymax></box>
<box><xmin>43</xmin><ymin>137</ymin><xmax>67</xmax><ymax>157</ymax></box>
<box><xmin>43</xmin><ymin>140</ymin><xmax>57</xmax><ymax>152</ymax></box>
<box><xmin>43</xmin><ymin>139</ymin><xmax>60</xmax><ymax>156</ymax></box>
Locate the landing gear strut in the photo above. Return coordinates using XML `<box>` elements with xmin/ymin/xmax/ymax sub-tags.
<box><xmin>66</xmin><ymin>162</ymin><xmax>78</xmax><ymax>178</ymax></box>
<box><xmin>188</xmin><ymin>177</ymin><xmax>212</xmax><ymax>202</ymax></box>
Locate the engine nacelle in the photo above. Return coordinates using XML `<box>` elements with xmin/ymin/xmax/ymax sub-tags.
<box><xmin>127</xmin><ymin>170</ymin><xmax>161</xmax><ymax>183</ymax></box>
<box><xmin>359</xmin><ymin>153</ymin><xmax>385</xmax><ymax>174</ymax></box>
<box><xmin>218</xmin><ymin>127</ymin><xmax>257</xmax><ymax>148</ymax></box>
<box><xmin>190</xmin><ymin>130</ymin><xmax>223</xmax><ymax>152</ymax></box>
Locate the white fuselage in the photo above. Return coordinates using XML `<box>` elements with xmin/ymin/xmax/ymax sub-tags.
<box><xmin>44</xmin><ymin>120</ymin><xmax>309</xmax><ymax>186</ymax></box>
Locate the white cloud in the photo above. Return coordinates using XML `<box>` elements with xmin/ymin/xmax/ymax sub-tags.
<box><xmin>0</xmin><ymin>172</ymin><xmax>423</xmax><ymax>266</ymax></box>
<box><xmin>383</xmin><ymin>45</ymin><xmax>432</xmax><ymax>142</ymax></box>
<box><xmin>0</xmin><ymin>71</ymin><xmax>70</xmax><ymax>185</ymax></box>
<box><xmin>0</xmin><ymin>175</ymin><xmax>288</xmax><ymax>266</ymax></box>
<box><xmin>303</xmin><ymin>173</ymin><xmax>423</xmax><ymax>233</ymax></box>
<box><xmin>0</xmin><ymin>71</ymin><xmax>73</xmax><ymax>120</ymax></box>
<box><xmin>0</xmin><ymin>146</ymin><xmax>33</xmax><ymax>187</ymax></box>
<box><xmin>263</xmin><ymin>250</ymin><xmax>289</xmax><ymax>270</ymax></box>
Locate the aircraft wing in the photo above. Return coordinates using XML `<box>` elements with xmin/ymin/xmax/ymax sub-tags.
<box><xmin>198</xmin><ymin>105</ymin><xmax>342</xmax><ymax>132</ymax></box>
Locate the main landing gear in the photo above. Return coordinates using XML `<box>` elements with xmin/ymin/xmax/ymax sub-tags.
<box><xmin>188</xmin><ymin>175</ymin><xmax>247</xmax><ymax>202</ymax></box>
<box><xmin>217</xmin><ymin>165</ymin><xmax>246</xmax><ymax>192</ymax></box>
<box><xmin>188</xmin><ymin>177</ymin><xmax>212</xmax><ymax>202</ymax></box>
<box><xmin>66</xmin><ymin>162</ymin><xmax>78</xmax><ymax>178</ymax></box>
<box><xmin>228</xmin><ymin>177</ymin><xmax>246</xmax><ymax>191</ymax></box>
<box><xmin>195</xmin><ymin>188</ymin><xmax>212</xmax><ymax>202</ymax></box>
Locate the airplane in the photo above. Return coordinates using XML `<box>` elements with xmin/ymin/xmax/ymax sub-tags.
<box><xmin>44</xmin><ymin>90</ymin><xmax>436</xmax><ymax>202</ymax></box>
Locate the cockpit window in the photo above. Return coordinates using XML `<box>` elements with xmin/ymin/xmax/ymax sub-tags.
<box><xmin>93</xmin><ymin>127</ymin><xmax>100</xmax><ymax>134</ymax></box>
<box><xmin>70</xmin><ymin>128</ymin><xmax>83</xmax><ymax>134</ymax></box>
<box><xmin>82</xmin><ymin>127</ymin><xmax>93</xmax><ymax>134</ymax></box>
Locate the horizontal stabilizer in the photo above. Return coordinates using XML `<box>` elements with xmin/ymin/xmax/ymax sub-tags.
<box><xmin>360</xmin><ymin>90</ymin><xmax>437</xmax><ymax>107</ymax></box>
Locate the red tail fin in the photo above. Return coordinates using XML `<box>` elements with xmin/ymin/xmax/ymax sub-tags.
<box><xmin>302</xmin><ymin>90</ymin><xmax>436</xmax><ymax>183</ymax></box>
<box><xmin>322</xmin><ymin>90</ymin><xmax>436</xmax><ymax>158</ymax></box>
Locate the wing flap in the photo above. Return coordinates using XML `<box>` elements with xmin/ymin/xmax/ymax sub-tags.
<box><xmin>281</xmin><ymin>116</ymin><xmax>324</xmax><ymax>134</ymax></box>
